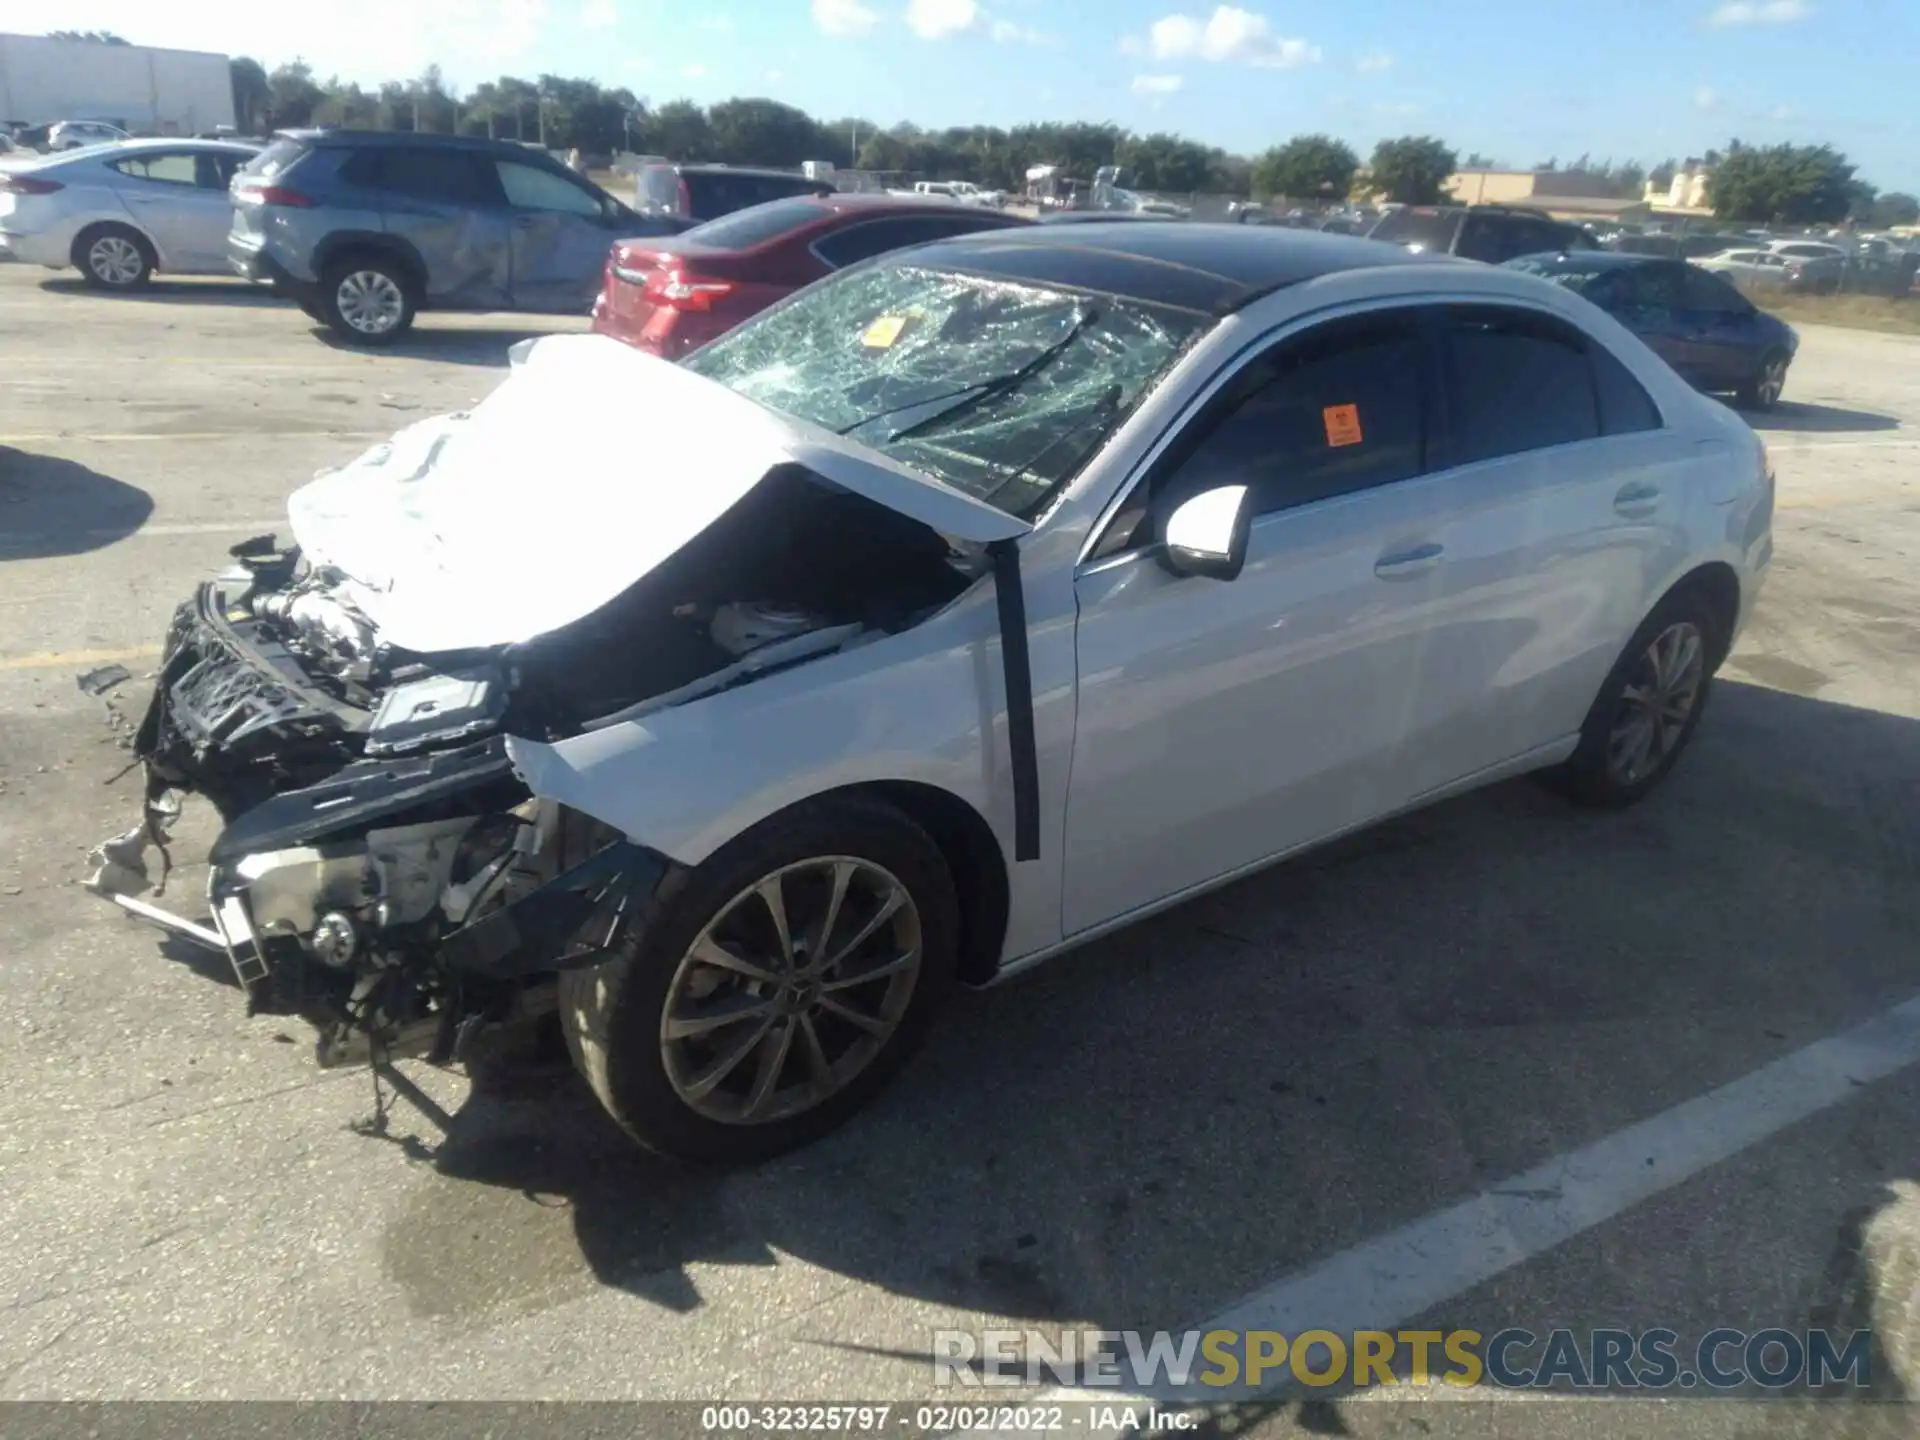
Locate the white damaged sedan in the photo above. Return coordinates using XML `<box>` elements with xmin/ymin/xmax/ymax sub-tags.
<box><xmin>89</xmin><ymin>224</ymin><xmax>1773</xmax><ymax>1161</ymax></box>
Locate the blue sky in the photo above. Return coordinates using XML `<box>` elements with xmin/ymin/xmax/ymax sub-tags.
<box><xmin>56</xmin><ymin>0</ymin><xmax>1920</xmax><ymax>190</ymax></box>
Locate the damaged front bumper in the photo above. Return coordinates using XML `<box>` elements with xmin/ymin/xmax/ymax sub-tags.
<box><xmin>84</xmin><ymin>570</ymin><xmax>675</xmax><ymax>1069</ymax></box>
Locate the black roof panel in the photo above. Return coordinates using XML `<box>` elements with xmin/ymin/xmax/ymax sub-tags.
<box><xmin>901</xmin><ymin>221</ymin><xmax>1447</xmax><ymax>316</ymax></box>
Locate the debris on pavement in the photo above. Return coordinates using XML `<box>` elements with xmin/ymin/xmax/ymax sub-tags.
<box><xmin>76</xmin><ymin>664</ymin><xmax>131</xmax><ymax>696</ymax></box>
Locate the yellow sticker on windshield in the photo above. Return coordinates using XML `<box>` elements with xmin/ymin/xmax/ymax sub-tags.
<box><xmin>862</xmin><ymin>314</ymin><xmax>909</xmax><ymax>349</ymax></box>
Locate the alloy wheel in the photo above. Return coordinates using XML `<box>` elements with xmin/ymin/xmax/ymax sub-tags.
<box><xmin>661</xmin><ymin>856</ymin><xmax>923</xmax><ymax>1126</ymax></box>
<box><xmin>89</xmin><ymin>235</ymin><xmax>144</xmax><ymax>286</ymax></box>
<box><xmin>1607</xmin><ymin>621</ymin><xmax>1706</xmax><ymax>786</ymax></box>
<box><xmin>1757</xmin><ymin>356</ymin><xmax>1788</xmax><ymax>408</ymax></box>
<box><xmin>336</xmin><ymin>270</ymin><xmax>405</xmax><ymax>335</ymax></box>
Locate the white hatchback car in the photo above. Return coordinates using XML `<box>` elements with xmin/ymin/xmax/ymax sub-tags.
<box><xmin>90</xmin><ymin>225</ymin><xmax>1773</xmax><ymax>1162</ymax></box>
<box><xmin>0</xmin><ymin>138</ymin><xmax>260</xmax><ymax>287</ymax></box>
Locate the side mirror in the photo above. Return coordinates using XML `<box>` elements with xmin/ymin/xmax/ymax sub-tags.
<box><xmin>1159</xmin><ymin>485</ymin><xmax>1252</xmax><ymax>582</ymax></box>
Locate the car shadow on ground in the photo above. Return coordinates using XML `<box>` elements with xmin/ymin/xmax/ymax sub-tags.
<box><xmin>311</xmin><ymin>325</ymin><xmax>579</xmax><ymax>367</ymax></box>
<box><xmin>0</xmin><ymin>447</ymin><xmax>153</xmax><ymax>558</ymax></box>
<box><xmin>1745</xmin><ymin>400</ymin><xmax>1902</xmax><ymax>434</ymax></box>
<box><xmin>38</xmin><ymin>277</ymin><xmax>292</xmax><ymax>307</ymax></box>
<box><xmin>357</xmin><ymin>678</ymin><xmax>1920</xmax><ymax>1407</ymax></box>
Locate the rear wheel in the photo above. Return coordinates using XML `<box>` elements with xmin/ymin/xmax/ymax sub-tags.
<box><xmin>74</xmin><ymin>224</ymin><xmax>153</xmax><ymax>290</ymax></box>
<box><xmin>1737</xmin><ymin>349</ymin><xmax>1789</xmax><ymax>411</ymax></box>
<box><xmin>560</xmin><ymin>795</ymin><xmax>957</xmax><ymax>1163</ymax></box>
<box><xmin>318</xmin><ymin>255</ymin><xmax>416</xmax><ymax>344</ymax></box>
<box><xmin>1548</xmin><ymin>590</ymin><xmax>1720</xmax><ymax>807</ymax></box>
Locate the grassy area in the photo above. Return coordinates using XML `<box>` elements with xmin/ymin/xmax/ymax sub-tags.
<box><xmin>1742</xmin><ymin>290</ymin><xmax>1920</xmax><ymax>336</ymax></box>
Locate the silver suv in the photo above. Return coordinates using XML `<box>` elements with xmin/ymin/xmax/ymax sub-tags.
<box><xmin>227</xmin><ymin>130</ymin><xmax>661</xmax><ymax>345</ymax></box>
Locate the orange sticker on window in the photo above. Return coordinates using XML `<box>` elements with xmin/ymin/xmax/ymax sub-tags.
<box><xmin>862</xmin><ymin>314</ymin><xmax>909</xmax><ymax>349</ymax></box>
<box><xmin>1323</xmin><ymin>404</ymin><xmax>1363</xmax><ymax>447</ymax></box>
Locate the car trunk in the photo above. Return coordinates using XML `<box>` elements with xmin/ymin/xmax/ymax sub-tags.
<box><xmin>603</xmin><ymin>236</ymin><xmax>811</xmax><ymax>356</ymax></box>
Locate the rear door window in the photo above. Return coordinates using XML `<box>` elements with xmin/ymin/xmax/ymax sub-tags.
<box><xmin>1437</xmin><ymin>305</ymin><xmax>1600</xmax><ymax>466</ymax></box>
<box><xmin>684</xmin><ymin>171</ymin><xmax>830</xmax><ymax>219</ymax></box>
<box><xmin>339</xmin><ymin>147</ymin><xmax>497</xmax><ymax>204</ymax></box>
<box><xmin>1681</xmin><ymin>266</ymin><xmax>1751</xmax><ymax>313</ymax></box>
<box><xmin>1367</xmin><ymin>207</ymin><xmax>1460</xmax><ymax>253</ymax></box>
<box><xmin>111</xmin><ymin>151</ymin><xmax>199</xmax><ymax>186</ymax></box>
<box><xmin>1589</xmin><ymin>345</ymin><xmax>1663</xmax><ymax>435</ymax></box>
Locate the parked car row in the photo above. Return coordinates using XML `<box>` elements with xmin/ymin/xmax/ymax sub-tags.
<box><xmin>1</xmin><ymin>130</ymin><xmax>1030</xmax><ymax>346</ymax></box>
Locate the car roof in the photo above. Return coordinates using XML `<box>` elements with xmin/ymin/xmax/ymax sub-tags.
<box><xmin>103</xmin><ymin>136</ymin><xmax>260</xmax><ymax>153</ymax></box>
<box><xmin>280</xmin><ymin>128</ymin><xmax>553</xmax><ymax>159</ymax></box>
<box><xmin>1524</xmin><ymin>250</ymin><xmax>1675</xmax><ymax>270</ymax></box>
<box><xmin>898</xmin><ymin>222</ymin><xmax>1449</xmax><ymax>316</ymax></box>
<box><xmin>653</xmin><ymin>162</ymin><xmax>827</xmax><ymax>182</ymax></box>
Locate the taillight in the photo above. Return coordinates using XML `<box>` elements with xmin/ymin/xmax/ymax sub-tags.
<box><xmin>236</xmin><ymin>183</ymin><xmax>314</xmax><ymax>208</ymax></box>
<box><xmin>643</xmin><ymin>267</ymin><xmax>734</xmax><ymax>311</ymax></box>
<box><xmin>0</xmin><ymin>175</ymin><xmax>64</xmax><ymax>195</ymax></box>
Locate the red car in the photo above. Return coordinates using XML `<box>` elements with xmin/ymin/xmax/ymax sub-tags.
<box><xmin>591</xmin><ymin>194</ymin><xmax>1032</xmax><ymax>358</ymax></box>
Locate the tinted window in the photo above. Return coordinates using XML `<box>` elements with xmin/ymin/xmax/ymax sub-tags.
<box><xmin>1157</xmin><ymin>312</ymin><xmax>1425</xmax><ymax>519</ymax></box>
<box><xmin>112</xmin><ymin>152</ymin><xmax>198</xmax><ymax>186</ymax></box>
<box><xmin>339</xmin><ymin>147</ymin><xmax>495</xmax><ymax>204</ymax></box>
<box><xmin>813</xmin><ymin>214</ymin><xmax>1008</xmax><ymax>269</ymax></box>
<box><xmin>682</xmin><ymin>196</ymin><xmax>832</xmax><ymax>249</ymax></box>
<box><xmin>1681</xmin><ymin>266</ymin><xmax>1750</xmax><ymax>313</ymax></box>
<box><xmin>1590</xmin><ymin>344</ymin><xmax>1662</xmax><ymax>435</ymax></box>
<box><xmin>683</xmin><ymin>171</ymin><xmax>831</xmax><ymax>220</ymax></box>
<box><xmin>1439</xmin><ymin>306</ymin><xmax>1598</xmax><ymax>465</ymax></box>
<box><xmin>496</xmin><ymin>159</ymin><xmax>604</xmax><ymax>216</ymax></box>
<box><xmin>1619</xmin><ymin>263</ymin><xmax>1684</xmax><ymax>315</ymax></box>
<box><xmin>1367</xmin><ymin>207</ymin><xmax>1459</xmax><ymax>252</ymax></box>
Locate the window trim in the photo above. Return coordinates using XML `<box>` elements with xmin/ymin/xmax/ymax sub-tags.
<box><xmin>1076</xmin><ymin>292</ymin><xmax>1668</xmax><ymax>572</ymax></box>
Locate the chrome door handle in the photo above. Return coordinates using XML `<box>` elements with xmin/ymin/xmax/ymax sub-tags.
<box><xmin>1374</xmin><ymin>543</ymin><xmax>1444</xmax><ymax>579</ymax></box>
<box><xmin>1614</xmin><ymin>482</ymin><xmax>1662</xmax><ymax>516</ymax></box>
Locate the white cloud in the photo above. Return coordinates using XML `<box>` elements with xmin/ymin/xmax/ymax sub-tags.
<box><xmin>1372</xmin><ymin>100</ymin><xmax>1420</xmax><ymax>117</ymax></box>
<box><xmin>701</xmin><ymin>13</ymin><xmax>736</xmax><ymax>30</ymax></box>
<box><xmin>683</xmin><ymin>63</ymin><xmax>707</xmax><ymax>77</ymax></box>
<box><xmin>1355</xmin><ymin>50</ymin><xmax>1393</xmax><ymax>73</ymax></box>
<box><xmin>1131</xmin><ymin>73</ymin><xmax>1185</xmax><ymax>96</ymax></box>
<box><xmin>1695</xmin><ymin>85</ymin><xmax>1720</xmax><ymax>110</ymax></box>
<box><xmin>1769</xmin><ymin>102</ymin><xmax>1800</xmax><ymax>120</ymax></box>
<box><xmin>906</xmin><ymin>0</ymin><xmax>978</xmax><ymax>39</ymax></box>
<box><xmin>1706</xmin><ymin>0</ymin><xmax>1809</xmax><ymax>25</ymax></box>
<box><xmin>989</xmin><ymin>16</ymin><xmax>1049</xmax><ymax>43</ymax></box>
<box><xmin>813</xmin><ymin>0</ymin><xmax>880</xmax><ymax>37</ymax></box>
<box><xmin>580</xmin><ymin>0</ymin><xmax>617</xmax><ymax>26</ymax></box>
<box><xmin>1137</xmin><ymin>6</ymin><xmax>1321</xmax><ymax>69</ymax></box>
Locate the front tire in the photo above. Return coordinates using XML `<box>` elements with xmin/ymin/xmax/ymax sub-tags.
<box><xmin>1548</xmin><ymin>591</ymin><xmax>1721</xmax><ymax>808</ymax></box>
<box><xmin>74</xmin><ymin>224</ymin><xmax>154</xmax><ymax>290</ymax></box>
<box><xmin>560</xmin><ymin>795</ymin><xmax>958</xmax><ymax>1163</ymax></box>
<box><xmin>318</xmin><ymin>256</ymin><xmax>416</xmax><ymax>345</ymax></box>
<box><xmin>1737</xmin><ymin>349</ymin><xmax>1789</xmax><ymax>411</ymax></box>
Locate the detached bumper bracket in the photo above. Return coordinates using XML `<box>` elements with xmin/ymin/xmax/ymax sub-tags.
<box><xmin>440</xmin><ymin>840</ymin><xmax>672</xmax><ymax>979</ymax></box>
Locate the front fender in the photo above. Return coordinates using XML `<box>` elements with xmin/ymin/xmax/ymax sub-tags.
<box><xmin>504</xmin><ymin>574</ymin><xmax>1076</xmax><ymax>962</ymax></box>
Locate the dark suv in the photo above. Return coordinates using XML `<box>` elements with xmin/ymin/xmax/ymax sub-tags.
<box><xmin>1367</xmin><ymin>204</ymin><xmax>1597</xmax><ymax>264</ymax></box>
<box><xmin>634</xmin><ymin>162</ymin><xmax>835</xmax><ymax>228</ymax></box>
<box><xmin>228</xmin><ymin>130</ymin><xmax>655</xmax><ymax>344</ymax></box>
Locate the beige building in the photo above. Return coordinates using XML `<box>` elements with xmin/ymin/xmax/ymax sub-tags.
<box><xmin>1444</xmin><ymin>168</ymin><xmax>1650</xmax><ymax>223</ymax></box>
<box><xmin>1641</xmin><ymin>165</ymin><xmax>1716</xmax><ymax>219</ymax></box>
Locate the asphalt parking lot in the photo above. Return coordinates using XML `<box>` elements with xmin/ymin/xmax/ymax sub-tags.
<box><xmin>2</xmin><ymin>266</ymin><xmax>1919</xmax><ymax>1436</ymax></box>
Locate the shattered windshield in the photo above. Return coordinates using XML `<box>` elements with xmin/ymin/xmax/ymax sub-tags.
<box><xmin>682</xmin><ymin>262</ymin><xmax>1208</xmax><ymax>518</ymax></box>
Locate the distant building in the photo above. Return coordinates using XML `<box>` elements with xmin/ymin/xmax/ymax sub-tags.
<box><xmin>0</xmin><ymin>32</ymin><xmax>234</xmax><ymax>134</ymax></box>
<box><xmin>1642</xmin><ymin>164</ymin><xmax>1715</xmax><ymax>218</ymax></box>
<box><xmin>1445</xmin><ymin>168</ymin><xmax>1651</xmax><ymax>223</ymax></box>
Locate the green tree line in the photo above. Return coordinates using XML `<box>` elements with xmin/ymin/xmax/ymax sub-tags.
<box><xmin>226</xmin><ymin>58</ymin><xmax>1912</xmax><ymax>224</ymax></box>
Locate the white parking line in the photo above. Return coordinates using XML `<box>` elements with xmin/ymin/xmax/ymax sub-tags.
<box><xmin>984</xmin><ymin>991</ymin><xmax>1920</xmax><ymax>1432</ymax></box>
<box><xmin>0</xmin><ymin>519</ymin><xmax>282</xmax><ymax>556</ymax></box>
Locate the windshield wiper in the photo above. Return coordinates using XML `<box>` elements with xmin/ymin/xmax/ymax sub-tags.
<box><xmin>974</xmin><ymin>385</ymin><xmax>1124</xmax><ymax>512</ymax></box>
<box><xmin>833</xmin><ymin>306</ymin><xmax>1100</xmax><ymax>443</ymax></box>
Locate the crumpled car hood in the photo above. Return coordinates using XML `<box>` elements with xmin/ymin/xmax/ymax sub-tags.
<box><xmin>285</xmin><ymin>334</ymin><xmax>1030</xmax><ymax>656</ymax></box>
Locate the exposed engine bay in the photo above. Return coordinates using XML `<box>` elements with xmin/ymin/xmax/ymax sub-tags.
<box><xmin>89</xmin><ymin>463</ymin><xmax>979</xmax><ymax>1073</ymax></box>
